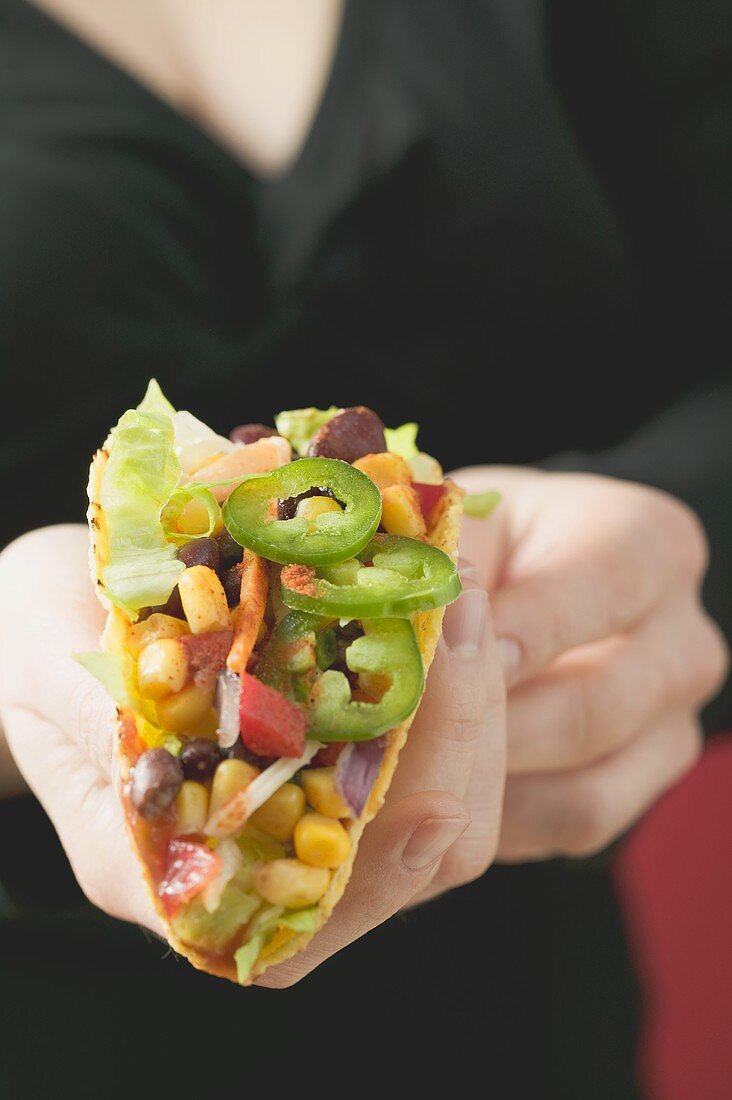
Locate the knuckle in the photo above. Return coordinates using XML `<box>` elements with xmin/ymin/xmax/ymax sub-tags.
<box><xmin>555</xmin><ymin>779</ymin><xmax>613</xmax><ymax>858</ymax></box>
<box><xmin>655</xmin><ymin>494</ymin><xmax>709</xmax><ymax>581</ymax></box>
<box><xmin>684</xmin><ymin>613</ymin><xmax>730</xmax><ymax>705</ymax></box>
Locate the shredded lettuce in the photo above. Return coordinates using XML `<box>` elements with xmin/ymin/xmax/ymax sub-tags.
<box><xmin>278</xmin><ymin>907</ymin><xmax>319</xmax><ymax>933</ymax></box>
<box><xmin>463</xmin><ymin>491</ymin><xmax>502</xmax><ymax>518</ymax></box>
<box><xmin>385</xmin><ymin>422</ymin><xmax>419</xmax><ymax>460</ymax></box>
<box><xmin>101</xmin><ymin>409</ymin><xmax>185</xmax><ymax>616</ymax></box>
<box><xmin>172</xmin><ymin>411</ymin><xmax>234</xmax><ymax>474</ymax></box>
<box><xmin>234</xmin><ymin>933</ymin><xmax>267</xmax><ymax>983</ymax></box>
<box><xmin>274</xmin><ymin>406</ymin><xmax>341</xmax><ymax>455</ymax></box>
<box><xmin>161</xmin><ymin>485</ymin><xmax>221</xmax><ymax>544</ymax></box>
<box><xmin>136</xmin><ymin>378</ymin><xmax>177</xmax><ymax>418</ymax></box>
<box><xmin>74</xmin><ymin>651</ymin><xmax>142</xmax><ymax>710</ymax></box>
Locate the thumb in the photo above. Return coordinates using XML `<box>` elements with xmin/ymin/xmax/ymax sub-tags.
<box><xmin>257</xmin><ymin>789</ymin><xmax>469</xmax><ymax>988</ymax></box>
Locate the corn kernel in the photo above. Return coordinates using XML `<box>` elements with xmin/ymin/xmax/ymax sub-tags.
<box><xmin>126</xmin><ymin>614</ymin><xmax>189</xmax><ymax>659</ymax></box>
<box><xmin>174</xmin><ymin>781</ymin><xmax>209</xmax><ymax>835</ymax></box>
<box><xmin>178</xmin><ymin>565</ymin><xmax>231</xmax><ymax>634</ymax></box>
<box><xmin>253</xmin><ymin>858</ymin><xmax>330</xmax><ymax>908</ymax></box>
<box><xmin>183</xmin><ymin>707</ymin><xmax>220</xmax><ymax>741</ymax></box>
<box><xmin>209</xmin><ymin>759</ymin><xmax>259</xmax><ymax>819</ymax></box>
<box><xmin>137</xmin><ymin>638</ymin><xmax>189</xmax><ymax>700</ymax></box>
<box><xmin>300</xmin><ymin>768</ymin><xmax>350</xmax><ymax>819</ymax></box>
<box><xmin>294</xmin><ymin>813</ymin><xmax>351</xmax><ymax>869</ymax></box>
<box><xmin>353</xmin><ymin>452</ymin><xmax>412</xmax><ymax>490</ymax></box>
<box><xmin>258</xmin><ymin>925</ymin><xmax>295</xmax><ymax>958</ymax></box>
<box><xmin>156</xmin><ymin>681</ymin><xmax>215</xmax><ymax>733</ymax></box>
<box><xmin>380</xmin><ymin>484</ymin><xmax>427</xmax><ymax>538</ymax></box>
<box><xmin>249</xmin><ymin>783</ymin><xmax>306</xmax><ymax>842</ymax></box>
<box><xmin>178</xmin><ymin>497</ymin><xmax>222</xmax><ymax>537</ymax></box>
<box><xmin>295</xmin><ymin>496</ymin><xmax>344</xmax><ymax>529</ymax></box>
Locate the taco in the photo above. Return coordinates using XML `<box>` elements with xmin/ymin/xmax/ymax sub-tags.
<box><xmin>80</xmin><ymin>382</ymin><xmax>465</xmax><ymax>984</ymax></box>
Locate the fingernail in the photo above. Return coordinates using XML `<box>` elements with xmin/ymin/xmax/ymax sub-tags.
<box><xmin>497</xmin><ymin>637</ymin><xmax>522</xmax><ymax>681</ymax></box>
<box><xmin>402</xmin><ymin>816</ymin><xmax>470</xmax><ymax>872</ymax></box>
<box><xmin>443</xmin><ymin>587</ymin><xmax>488</xmax><ymax>655</ymax></box>
<box><xmin>457</xmin><ymin>557</ymin><xmax>481</xmax><ymax>584</ymax></box>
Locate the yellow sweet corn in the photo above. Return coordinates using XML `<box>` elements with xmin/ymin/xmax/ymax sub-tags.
<box><xmin>294</xmin><ymin>813</ymin><xmax>351</xmax><ymax>869</ymax></box>
<box><xmin>137</xmin><ymin>638</ymin><xmax>189</xmax><ymax>700</ymax></box>
<box><xmin>208</xmin><ymin>759</ymin><xmax>259</xmax><ymax>819</ymax></box>
<box><xmin>300</xmin><ymin>768</ymin><xmax>350</xmax><ymax>819</ymax></box>
<box><xmin>156</xmin><ymin>681</ymin><xmax>215</xmax><ymax>733</ymax></box>
<box><xmin>174</xmin><ymin>781</ymin><xmax>209</xmax><ymax>835</ymax></box>
<box><xmin>249</xmin><ymin>783</ymin><xmax>306</xmax><ymax>842</ymax></box>
<box><xmin>126</xmin><ymin>614</ymin><xmax>189</xmax><ymax>659</ymax></box>
<box><xmin>295</xmin><ymin>496</ymin><xmax>343</xmax><ymax>528</ymax></box>
<box><xmin>178</xmin><ymin>565</ymin><xmax>231</xmax><ymax>634</ymax></box>
<box><xmin>253</xmin><ymin>858</ymin><xmax>330</xmax><ymax>908</ymax></box>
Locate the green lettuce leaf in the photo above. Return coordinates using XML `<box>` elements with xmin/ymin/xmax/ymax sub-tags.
<box><xmin>136</xmin><ymin>378</ymin><xmax>177</xmax><ymax>418</ymax></box>
<box><xmin>274</xmin><ymin>406</ymin><xmax>341</xmax><ymax>455</ymax></box>
<box><xmin>463</xmin><ymin>491</ymin><xmax>502</xmax><ymax>518</ymax></box>
<box><xmin>101</xmin><ymin>408</ymin><xmax>184</xmax><ymax>616</ymax></box>
<box><xmin>385</xmin><ymin>422</ymin><xmax>419</xmax><ymax>459</ymax></box>
<box><xmin>277</xmin><ymin>907</ymin><xmax>319</xmax><ymax>933</ymax></box>
<box><xmin>234</xmin><ymin>933</ymin><xmax>267</xmax><ymax>984</ymax></box>
<box><xmin>73</xmin><ymin>651</ymin><xmax>141</xmax><ymax>710</ymax></box>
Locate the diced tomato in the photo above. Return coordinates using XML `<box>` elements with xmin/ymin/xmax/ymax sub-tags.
<box><xmin>413</xmin><ymin>482</ymin><xmax>446</xmax><ymax>526</ymax></box>
<box><xmin>239</xmin><ymin>672</ymin><xmax>307</xmax><ymax>758</ymax></box>
<box><xmin>180</xmin><ymin>629</ymin><xmax>233</xmax><ymax>688</ymax></box>
<box><xmin>313</xmin><ymin>743</ymin><xmax>345</xmax><ymax>767</ymax></box>
<box><xmin>158</xmin><ymin>838</ymin><xmax>222</xmax><ymax>916</ymax></box>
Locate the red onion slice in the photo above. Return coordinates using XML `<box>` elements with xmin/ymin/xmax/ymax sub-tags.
<box><xmin>215</xmin><ymin>669</ymin><xmax>241</xmax><ymax>748</ymax></box>
<box><xmin>334</xmin><ymin>737</ymin><xmax>387</xmax><ymax>818</ymax></box>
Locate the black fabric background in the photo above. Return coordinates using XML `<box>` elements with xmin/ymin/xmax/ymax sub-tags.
<box><xmin>0</xmin><ymin>0</ymin><xmax>729</xmax><ymax>1095</ymax></box>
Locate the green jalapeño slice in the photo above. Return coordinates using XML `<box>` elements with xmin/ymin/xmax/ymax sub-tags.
<box><xmin>280</xmin><ymin>533</ymin><xmax>462</xmax><ymax>618</ymax></box>
<box><xmin>258</xmin><ymin>612</ymin><xmax>424</xmax><ymax>741</ymax></box>
<box><xmin>222</xmin><ymin>458</ymin><xmax>382</xmax><ymax>566</ymax></box>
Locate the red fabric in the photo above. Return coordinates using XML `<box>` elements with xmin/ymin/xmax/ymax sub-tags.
<box><xmin>613</xmin><ymin>733</ymin><xmax>732</xmax><ymax>1100</ymax></box>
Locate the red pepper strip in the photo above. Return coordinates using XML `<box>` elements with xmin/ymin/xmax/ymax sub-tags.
<box><xmin>158</xmin><ymin>839</ymin><xmax>222</xmax><ymax>916</ymax></box>
<box><xmin>239</xmin><ymin>671</ymin><xmax>306</xmax><ymax>758</ymax></box>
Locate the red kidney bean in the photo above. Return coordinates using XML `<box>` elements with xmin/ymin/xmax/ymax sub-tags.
<box><xmin>229</xmin><ymin>424</ymin><xmax>278</xmax><ymax>445</ymax></box>
<box><xmin>176</xmin><ymin>537</ymin><xmax>221</xmax><ymax>572</ymax></box>
<box><xmin>130</xmin><ymin>749</ymin><xmax>183</xmax><ymax>819</ymax></box>
<box><xmin>307</xmin><ymin>407</ymin><xmax>386</xmax><ymax>463</ymax></box>
<box><xmin>180</xmin><ymin>739</ymin><xmax>223</xmax><ymax>783</ymax></box>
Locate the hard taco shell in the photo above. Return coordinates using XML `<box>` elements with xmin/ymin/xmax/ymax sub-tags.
<box><xmin>87</xmin><ymin>446</ymin><xmax>463</xmax><ymax>983</ymax></box>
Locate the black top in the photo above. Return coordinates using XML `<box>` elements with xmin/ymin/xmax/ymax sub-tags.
<box><xmin>0</xmin><ymin>1</ymin><xmax>729</xmax><ymax>1096</ymax></box>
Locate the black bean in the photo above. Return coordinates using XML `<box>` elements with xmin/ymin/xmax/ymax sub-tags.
<box><xmin>225</xmin><ymin>739</ymin><xmax>276</xmax><ymax>770</ymax></box>
<box><xmin>180</xmin><ymin>739</ymin><xmax>223</xmax><ymax>783</ymax></box>
<box><xmin>277</xmin><ymin>487</ymin><xmax>336</xmax><ymax>521</ymax></box>
<box><xmin>221</xmin><ymin>564</ymin><xmax>243</xmax><ymax>608</ymax></box>
<box><xmin>176</xmin><ymin>537</ymin><xmax>221</xmax><ymax>572</ymax></box>
<box><xmin>139</xmin><ymin>585</ymin><xmax>185</xmax><ymax>621</ymax></box>
<box><xmin>307</xmin><ymin>407</ymin><xmax>386</xmax><ymax>463</ymax></box>
<box><xmin>216</xmin><ymin>529</ymin><xmax>244</xmax><ymax>567</ymax></box>
<box><xmin>130</xmin><ymin>749</ymin><xmax>183</xmax><ymax>819</ymax></box>
<box><xmin>229</xmin><ymin>424</ymin><xmax>278</xmax><ymax>445</ymax></box>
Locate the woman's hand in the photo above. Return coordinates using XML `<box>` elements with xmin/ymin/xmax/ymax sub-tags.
<box><xmin>457</xmin><ymin>466</ymin><xmax>729</xmax><ymax>862</ymax></box>
<box><xmin>0</xmin><ymin>525</ymin><xmax>506</xmax><ymax>987</ymax></box>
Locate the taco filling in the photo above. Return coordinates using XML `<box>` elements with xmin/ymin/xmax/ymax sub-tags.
<box><xmin>80</xmin><ymin>382</ymin><xmax>465</xmax><ymax>984</ymax></box>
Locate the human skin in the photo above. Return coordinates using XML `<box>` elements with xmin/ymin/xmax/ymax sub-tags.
<box><xmin>0</xmin><ymin>468</ymin><xmax>726</xmax><ymax>984</ymax></box>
